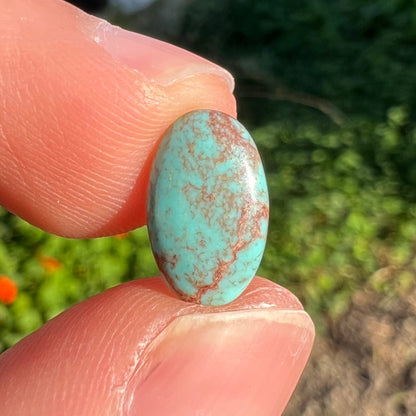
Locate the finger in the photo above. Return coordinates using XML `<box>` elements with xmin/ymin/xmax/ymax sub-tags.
<box><xmin>0</xmin><ymin>277</ymin><xmax>314</xmax><ymax>416</ymax></box>
<box><xmin>0</xmin><ymin>0</ymin><xmax>236</xmax><ymax>237</ymax></box>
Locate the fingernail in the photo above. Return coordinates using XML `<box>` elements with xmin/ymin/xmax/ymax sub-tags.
<box><xmin>125</xmin><ymin>309</ymin><xmax>314</xmax><ymax>415</ymax></box>
<box><xmin>88</xmin><ymin>19</ymin><xmax>234</xmax><ymax>91</ymax></box>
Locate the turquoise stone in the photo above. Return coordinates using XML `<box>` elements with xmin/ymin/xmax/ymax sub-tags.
<box><xmin>147</xmin><ymin>110</ymin><xmax>269</xmax><ymax>306</ymax></box>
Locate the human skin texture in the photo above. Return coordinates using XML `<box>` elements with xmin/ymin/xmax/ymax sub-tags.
<box><xmin>0</xmin><ymin>277</ymin><xmax>314</xmax><ymax>416</ymax></box>
<box><xmin>0</xmin><ymin>0</ymin><xmax>235</xmax><ymax>238</ymax></box>
<box><xmin>0</xmin><ymin>1</ymin><xmax>315</xmax><ymax>415</ymax></box>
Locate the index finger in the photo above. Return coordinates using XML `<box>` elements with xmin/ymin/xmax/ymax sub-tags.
<box><xmin>0</xmin><ymin>0</ymin><xmax>236</xmax><ymax>238</ymax></box>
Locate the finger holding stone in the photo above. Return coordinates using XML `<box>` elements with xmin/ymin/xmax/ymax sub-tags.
<box><xmin>0</xmin><ymin>0</ymin><xmax>236</xmax><ymax>238</ymax></box>
<box><xmin>0</xmin><ymin>276</ymin><xmax>314</xmax><ymax>416</ymax></box>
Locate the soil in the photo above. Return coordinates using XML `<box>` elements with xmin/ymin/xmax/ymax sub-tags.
<box><xmin>284</xmin><ymin>286</ymin><xmax>416</xmax><ymax>416</ymax></box>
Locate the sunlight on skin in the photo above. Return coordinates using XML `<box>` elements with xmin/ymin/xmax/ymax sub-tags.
<box><xmin>0</xmin><ymin>277</ymin><xmax>314</xmax><ymax>416</ymax></box>
<box><xmin>0</xmin><ymin>0</ymin><xmax>235</xmax><ymax>238</ymax></box>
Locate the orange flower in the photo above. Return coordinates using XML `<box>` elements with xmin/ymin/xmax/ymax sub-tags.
<box><xmin>0</xmin><ymin>275</ymin><xmax>18</xmax><ymax>305</ymax></box>
<box><xmin>39</xmin><ymin>255</ymin><xmax>62</xmax><ymax>272</ymax></box>
<box><xmin>113</xmin><ymin>232</ymin><xmax>129</xmax><ymax>240</ymax></box>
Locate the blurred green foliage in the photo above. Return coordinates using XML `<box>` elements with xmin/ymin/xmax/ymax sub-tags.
<box><xmin>256</xmin><ymin>106</ymin><xmax>416</xmax><ymax>329</ymax></box>
<box><xmin>0</xmin><ymin>213</ymin><xmax>158</xmax><ymax>351</ymax></box>
<box><xmin>1</xmin><ymin>0</ymin><xmax>416</xmax><ymax>350</ymax></box>
<box><xmin>178</xmin><ymin>0</ymin><xmax>416</xmax><ymax>123</ymax></box>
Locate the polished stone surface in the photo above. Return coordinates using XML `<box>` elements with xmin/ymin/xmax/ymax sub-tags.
<box><xmin>147</xmin><ymin>110</ymin><xmax>269</xmax><ymax>305</ymax></box>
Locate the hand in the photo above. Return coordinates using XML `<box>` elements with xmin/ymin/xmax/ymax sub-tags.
<box><xmin>0</xmin><ymin>1</ymin><xmax>314</xmax><ymax>415</ymax></box>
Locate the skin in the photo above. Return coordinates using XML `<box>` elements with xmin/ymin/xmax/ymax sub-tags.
<box><xmin>0</xmin><ymin>1</ymin><xmax>315</xmax><ymax>415</ymax></box>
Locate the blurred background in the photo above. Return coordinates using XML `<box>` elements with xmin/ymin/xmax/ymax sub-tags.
<box><xmin>1</xmin><ymin>0</ymin><xmax>416</xmax><ymax>414</ymax></box>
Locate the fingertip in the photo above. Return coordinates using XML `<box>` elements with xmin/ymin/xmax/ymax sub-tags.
<box><xmin>97</xmin><ymin>73</ymin><xmax>236</xmax><ymax>237</ymax></box>
<box><xmin>0</xmin><ymin>277</ymin><xmax>313</xmax><ymax>416</ymax></box>
<box><xmin>0</xmin><ymin>0</ymin><xmax>236</xmax><ymax>237</ymax></box>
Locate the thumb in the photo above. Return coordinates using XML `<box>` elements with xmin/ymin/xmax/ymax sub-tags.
<box><xmin>0</xmin><ymin>277</ymin><xmax>314</xmax><ymax>416</ymax></box>
<box><xmin>0</xmin><ymin>0</ymin><xmax>236</xmax><ymax>238</ymax></box>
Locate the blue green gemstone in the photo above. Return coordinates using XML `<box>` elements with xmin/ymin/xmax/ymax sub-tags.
<box><xmin>147</xmin><ymin>110</ymin><xmax>269</xmax><ymax>306</ymax></box>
